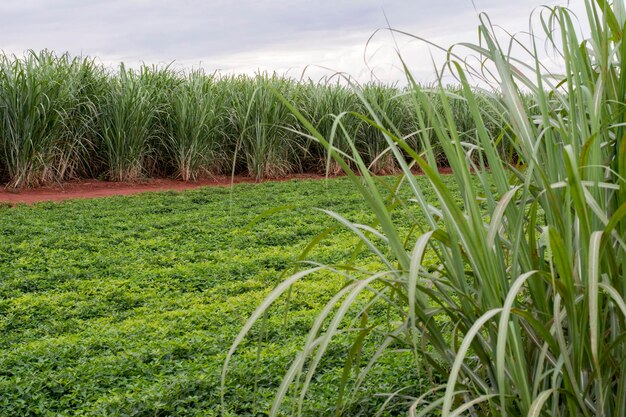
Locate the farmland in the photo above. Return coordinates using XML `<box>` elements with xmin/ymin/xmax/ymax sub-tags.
<box><xmin>1</xmin><ymin>0</ymin><xmax>625</xmax><ymax>415</ymax></box>
<box><xmin>0</xmin><ymin>177</ymin><xmax>451</xmax><ymax>415</ymax></box>
<box><xmin>0</xmin><ymin>51</ymin><xmax>506</xmax><ymax>189</ymax></box>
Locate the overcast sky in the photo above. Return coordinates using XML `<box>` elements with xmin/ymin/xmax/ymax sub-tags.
<box><xmin>0</xmin><ymin>0</ymin><xmax>586</xmax><ymax>83</ymax></box>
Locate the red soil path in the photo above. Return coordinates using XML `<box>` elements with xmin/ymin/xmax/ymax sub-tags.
<box><xmin>0</xmin><ymin>174</ymin><xmax>329</xmax><ymax>205</ymax></box>
<box><xmin>0</xmin><ymin>168</ymin><xmax>454</xmax><ymax>205</ymax></box>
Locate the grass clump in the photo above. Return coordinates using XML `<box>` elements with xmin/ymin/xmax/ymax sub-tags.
<box><xmin>0</xmin><ymin>53</ymin><xmax>507</xmax><ymax>186</ymax></box>
<box><xmin>227</xmin><ymin>74</ymin><xmax>301</xmax><ymax>179</ymax></box>
<box><xmin>0</xmin><ymin>51</ymin><xmax>100</xmax><ymax>188</ymax></box>
<box><xmin>164</xmin><ymin>70</ymin><xmax>225</xmax><ymax>180</ymax></box>
<box><xmin>96</xmin><ymin>64</ymin><xmax>161</xmax><ymax>182</ymax></box>
<box><xmin>227</xmin><ymin>1</ymin><xmax>626</xmax><ymax>416</ymax></box>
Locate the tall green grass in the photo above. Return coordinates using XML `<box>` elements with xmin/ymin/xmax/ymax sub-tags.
<box><xmin>225</xmin><ymin>1</ymin><xmax>626</xmax><ymax>415</ymax></box>
<box><xmin>0</xmin><ymin>54</ymin><xmax>504</xmax><ymax>187</ymax></box>
<box><xmin>96</xmin><ymin>64</ymin><xmax>160</xmax><ymax>181</ymax></box>
<box><xmin>163</xmin><ymin>70</ymin><xmax>226</xmax><ymax>180</ymax></box>
<box><xmin>297</xmin><ymin>80</ymin><xmax>363</xmax><ymax>174</ymax></box>
<box><xmin>0</xmin><ymin>51</ymin><xmax>98</xmax><ymax>188</ymax></box>
<box><xmin>226</xmin><ymin>74</ymin><xmax>301</xmax><ymax>179</ymax></box>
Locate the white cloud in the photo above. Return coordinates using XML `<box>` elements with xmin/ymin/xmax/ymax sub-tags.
<box><xmin>0</xmin><ymin>0</ymin><xmax>589</xmax><ymax>83</ymax></box>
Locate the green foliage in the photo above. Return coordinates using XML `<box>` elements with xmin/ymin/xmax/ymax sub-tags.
<box><xmin>0</xmin><ymin>176</ymin><xmax>453</xmax><ymax>415</ymax></box>
<box><xmin>96</xmin><ymin>64</ymin><xmax>161</xmax><ymax>181</ymax></box>
<box><xmin>295</xmin><ymin>80</ymin><xmax>362</xmax><ymax>174</ymax></box>
<box><xmin>164</xmin><ymin>70</ymin><xmax>225</xmax><ymax>180</ymax></box>
<box><xmin>230</xmin><ymin>1</ymin><xmax>626</xmax><ymax>416</ymax></box>
<box><xmin>0</xmin><ymin>51</ymin><xmax>507</xmax><ymax>187</ymax></box>
<box><xmin>224</xmin><ymin>74</ymin><xmax>302</xmax><ymax>179</ymax></box>
<box><xmin>0</xmin><ymin>51</ymin><xmax>101</xmax><ymax>188</ymax></box>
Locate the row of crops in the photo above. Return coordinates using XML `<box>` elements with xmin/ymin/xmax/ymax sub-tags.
<box><xmin>0</xmin><ymin>50</ymin><xmax>514</xmax><ymax>188</ymax></box>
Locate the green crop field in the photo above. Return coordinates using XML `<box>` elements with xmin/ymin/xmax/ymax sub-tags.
<box><xmin>1</xmin><ymin>1</ymin><xmax>624</xmax><ymax>415</ymax></box>
<box><xmin>0</xmin><ymin>52</ymin><xmax>509</xmax><ymax>189</ymax></box>
<box><xmin>0</xmin><ymin>176</ymin><xmax>454</xmax><ymax>416</ymax></box>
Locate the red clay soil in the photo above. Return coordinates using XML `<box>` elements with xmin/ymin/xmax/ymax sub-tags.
<box><xmin>0</xmin><ymin>168</ymin><xmax>454</xmax><ymax>205</ymax></box>
<box><xmin>0</xmin><ymin>174</ymin><xmax>329</xmax><ymax>205</ymax></box>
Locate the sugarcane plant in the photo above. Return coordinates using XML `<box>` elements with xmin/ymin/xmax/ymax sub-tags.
<box><xmin>225</xmin><ymin>0</ymin><xmax>626</xmax><ymax>415</ymax></box>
